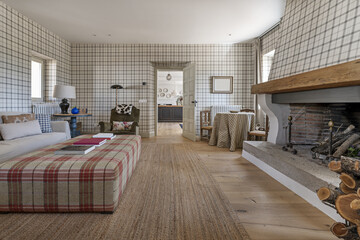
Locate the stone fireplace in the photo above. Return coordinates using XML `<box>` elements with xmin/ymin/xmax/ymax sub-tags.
<box><xmin>242</xmin><ymin>60</ymin><xmax>360</xmax><ymax>222</ymax></box>
<box><xmin>258</xmin><ymin>86</ymin><xmax>360</xmax><ymax>145</ymax></box>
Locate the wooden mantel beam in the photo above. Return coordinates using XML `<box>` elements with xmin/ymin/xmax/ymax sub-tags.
<box><xmin>251</xmin><ymin>59</ymin><xmax>360</xmax><ymax>94</ymax></box>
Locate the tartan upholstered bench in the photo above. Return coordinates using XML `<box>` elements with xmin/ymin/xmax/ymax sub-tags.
<box><xmin>0</xmin><ymin>135</ymin><xmax>141</xmax><ymax>213</ymax></box>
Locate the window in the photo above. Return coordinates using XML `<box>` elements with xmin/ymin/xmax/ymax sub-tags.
<box><xmin>31</xmin><ymin>58</ymin><xmax>45</xmax><ymax>101</ymax></box>
<box><xmin>262</xmin><ymin>50</ymin><xmax>275</xmax><ymax>83</ymax></box>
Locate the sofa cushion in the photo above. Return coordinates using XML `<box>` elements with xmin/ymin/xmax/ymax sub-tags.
<box><xmin>0</xmin><ymin>132</ymin><xmax>67</xmax><ymax>163</ymax></box>
<box><xmin>0</xmin><ymin>120</ymin><xmax>42</xmax><ymax>140</ymax></box>
<box><xmin>115</xmin><ymin>104</ymin><xmax>133</xmax><ymax>115</ymax></box>
<box><xmin>2</xmin><ymin>113</ymin><xmax>35</xmax><ymax>124</ymax></box>
<box><xmin>35</xmin><ymin>114</ymin><xmax>53</xmax><ymax>133</ymax></box>
<box><xmin>0</xmin><ymin>112</ymin><xmax>25</xmax><ymax>140</ymax></box>
<box><xmin>113</xmin><ymin>121</ymin><xmax>133</xmax><ymax>131</ymax></box>
<box><xmin>0</xmin><ymin>112</ymin><xmax>25</xmax><ymax>124</ymax></box>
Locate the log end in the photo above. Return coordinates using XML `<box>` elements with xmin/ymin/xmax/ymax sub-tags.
<box><xmin>335</xmin><ymin>193</ymin><xmax>360</xmax><ymax>223</ymax></box>
<box><xmin>340</xmin><ymin>173</ymin><xmax>357</xmax><ymax>189</ymax></box>
<box><xmin>330</xmin><ymin>222</ymin><xmax>348</xmax><ymax>238</ymax></box>
<box><xmin>317</xmin><ymin>187</ymin><xmax>331</xmax><ymax>201</ymax></box>
<box><xmin>351</xmin><ymin>199</ymin><xmax>360</xmax><ymax>210</ymax></box>
<box><xmin>340</xmin><ymin>182</ymin><xmax>356</xmax><ymax>194</ymax></box>
<box><xmin>329</xmin><ymin>160</ymin><xmax>342</xmax><ymax>173</ymax></box>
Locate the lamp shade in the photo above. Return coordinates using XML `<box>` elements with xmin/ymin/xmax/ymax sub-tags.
<box><xmin>53</xmin><ymin>85</ymin><xmax>76</xmax><ymax>99</ymax></box>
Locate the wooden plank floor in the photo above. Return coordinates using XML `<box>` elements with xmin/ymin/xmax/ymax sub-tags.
<box><xmin>149</xmin><ymin>123</ymin><xmax>337</xmax><ymax>240</ymax></box>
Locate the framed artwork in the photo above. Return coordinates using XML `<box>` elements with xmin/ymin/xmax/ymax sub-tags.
<box><xmin>211</xmin><ymin>76</ymin><xmax>233</xmax><ymax>94</ymax></box>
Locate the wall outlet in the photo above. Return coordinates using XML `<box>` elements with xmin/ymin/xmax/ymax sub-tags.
<box><xmin>139</xmin><ymin>99</ymin><xmax>147</xmax><ymax>103</ymax></box>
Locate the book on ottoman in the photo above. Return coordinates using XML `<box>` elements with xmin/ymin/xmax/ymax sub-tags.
<box><xmin>55</xmin><ymin>145</ymin><xmax>95</xmax><ymax>155</ymax></box>
<box><xmin>92</xmin><ymin>133</ymin><xmax>116</xmax><ymax>140</ymax></box>
<box><xmin>73</xmin><ymin>138</ymin><xmax>107</xmax><ymax>147</ymax></box>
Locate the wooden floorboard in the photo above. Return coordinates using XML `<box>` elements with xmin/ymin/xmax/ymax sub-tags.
<box><xmin>149</xmin><ymin>122</ymin><xmax>337</xmax><ymax>240</ymax></box>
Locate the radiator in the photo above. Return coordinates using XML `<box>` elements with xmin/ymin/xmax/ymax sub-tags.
<box><xmin>32</xmin><ymin>103</ymin><xmax>61</xmax><ymax>115</ymax></box>
<box><xmin>210</xmin><ymin>105</ymin><xmax>242</xmax><ymax>124</ymax></box>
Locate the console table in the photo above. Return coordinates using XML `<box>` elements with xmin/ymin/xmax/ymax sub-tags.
<box><xmin>53</xmin><ymin>113</ymin><xmax>92</xmax><ymax>138</ymax></box>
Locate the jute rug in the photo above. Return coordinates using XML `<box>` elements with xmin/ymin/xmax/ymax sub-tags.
<box><xmin>0</xmin><ymin>143</ymin><xmax>250</xmax><ymax>240</ymax></box>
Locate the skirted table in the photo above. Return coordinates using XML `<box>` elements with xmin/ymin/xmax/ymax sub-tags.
<box><xmin>53</xmin><ymin>113</ymin><xmax>92</xmax><ymax>138</ymax></box>
<box><xmin>209</xmin><ymin>112</ymin><xmax>254</xmax><ymax>152</ymax></box>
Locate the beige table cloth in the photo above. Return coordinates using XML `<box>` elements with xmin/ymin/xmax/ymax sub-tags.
<box><xmin>209</xmin><ymin>112</ymin><xmax>254</xmax><ymax>152</ymax></box>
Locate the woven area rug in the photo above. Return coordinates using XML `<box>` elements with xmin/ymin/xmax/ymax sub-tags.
<box><xmin>0</xmin><ymin>143</ymin><xmax>250</xmax><ymax>240</ymax></box>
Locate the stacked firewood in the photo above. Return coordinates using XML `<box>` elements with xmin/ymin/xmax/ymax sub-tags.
<box><xmin>312</xmin><ymin>125</ymin><xmax>360</xmax><ymax>158</ymax></box>
<box><xmin>318</xmin><ymin>156</ymin><xmax>360</xmax><ymax>239</ymax></box>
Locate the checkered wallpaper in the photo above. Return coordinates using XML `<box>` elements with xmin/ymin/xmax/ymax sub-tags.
<box><xmin>1</xmin><ymin>1</ymin><xmax>254</xmax><ymax>137</ymax></box>
<box><xmin>71</xmin><ymin>44</ymin><xmax>254</xmax><ymax>135</ymax></box>
<box><xmin>261</xmin><ymin>25</ymin><xmax>280</xmax><ymax>56</ymax></box>
<box><xmin>0</xmin><ymin>2</ymin><xmax>71</xmax><ymax>112</ymax></box>
<box><xmin>269</xmin><ymin>0</ymin><xmax>360</xmax><ymax>80</ymax></box>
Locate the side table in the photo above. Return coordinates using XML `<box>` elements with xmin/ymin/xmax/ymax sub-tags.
<box><xmin>53</xmin><ymin>113</ymin><xmax>92</xmax><ymax>138</ymax></box>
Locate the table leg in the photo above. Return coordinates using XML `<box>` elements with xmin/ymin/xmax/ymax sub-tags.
<box><xmin>70</xmin><ymin>117</ymin><xmax>77</xmax><ymax>138</ymax></box>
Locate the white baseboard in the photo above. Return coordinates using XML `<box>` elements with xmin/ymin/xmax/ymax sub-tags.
<box><xmin>242</xmin><ymin>150</ymin><xmax>343</xmax><ymax>222</ymax></box>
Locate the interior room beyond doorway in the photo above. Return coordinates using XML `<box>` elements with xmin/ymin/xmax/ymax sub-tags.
<box><xmin>157</xmin><ymin>70</ymin><xmax>183</xmax><ymax>136</ymax></box>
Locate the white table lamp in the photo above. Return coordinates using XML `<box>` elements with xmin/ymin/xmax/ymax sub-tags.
<box><xmin>53</xmin><ymin>85</ymin><xmax>76</xmax><ymax>114</ymax></box>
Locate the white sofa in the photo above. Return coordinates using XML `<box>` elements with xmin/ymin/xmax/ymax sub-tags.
<box><xmin>0</xmin><ymin>112</ymin><xmax>71</xmax><ymax>163</ymax></box>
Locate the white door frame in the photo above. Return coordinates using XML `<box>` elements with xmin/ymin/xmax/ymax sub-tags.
<box><xmin>153</xmin><ymin>65</ymin><xmax>187</xmax><ymax>136</ymax></box>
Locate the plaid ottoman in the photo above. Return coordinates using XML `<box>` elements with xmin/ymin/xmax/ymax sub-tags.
<box><xmin>0</xmin><ymin>135</ymin><xmax>141</xmax><ymax>213</ymax></box>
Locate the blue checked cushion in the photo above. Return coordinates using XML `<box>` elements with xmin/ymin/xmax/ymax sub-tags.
<box><xmin>35</xmin><ymin>114</ymin><xmax>53</xmax><ymax>133</ymax></box>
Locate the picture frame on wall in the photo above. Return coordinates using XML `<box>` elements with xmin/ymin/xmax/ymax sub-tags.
<box><xmin>211</xmin><ymin>76</ymin><xmax>233</xmax><ymax>94</ymax></box>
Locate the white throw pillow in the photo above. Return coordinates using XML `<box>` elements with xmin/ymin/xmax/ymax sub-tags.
<box><xmin>0</xmin><ymin>120</ymin><xmax>42</xmax><ymax>140</ymax></box>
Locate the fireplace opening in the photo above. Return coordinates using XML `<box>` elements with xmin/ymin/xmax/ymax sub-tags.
<box><xmin>288</xmin><ymin>103</ymin><xmax>360</xmax><ymax>164</ymax></box>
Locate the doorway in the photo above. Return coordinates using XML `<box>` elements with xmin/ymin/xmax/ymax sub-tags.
<box><xmin>153</xmin><ymin>62</ymin><xmax>196</xmax><ymax>141</ymax></box>
<box><xmin>157</xmin><ymin>70</ymin><xmax>183</xmax><ymax>136</ymax></box>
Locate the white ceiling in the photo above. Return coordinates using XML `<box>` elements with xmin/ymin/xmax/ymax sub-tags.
<box><xmin>3</xmin><ymin>0</ymin><xmax>286</xmax><ymax>44</ymax></box>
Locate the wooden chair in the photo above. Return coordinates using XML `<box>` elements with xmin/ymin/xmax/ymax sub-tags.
<box><xmin>200</xmin><ymin>110</ymin><xmax>212</xmax><ymax>140</ymax></box>
<box><xmin>240</xmin><ymin>109</ymin><xmax>255</xmax><ymax>113</ymax></box>
<box><xmin>248</xmin><ymin>115</ymin><xmax>269</xmax><ymax>141</ymax></box>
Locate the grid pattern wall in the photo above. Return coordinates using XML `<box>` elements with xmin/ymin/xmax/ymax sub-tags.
<box><xmin>260</xmin><ymin>26</ymin><xmax>279</xmax><ymax>83</ymax></box>
<box><xmin>0</xmin><ymin>2</ymin><xmax>71</xmax><ymax>112</ymax></box>
<box><xmin>71</xmin><ymin>44</ymin><xmax>254</xmax><ymax>135</ymax></box>
<box><xmin>261</xmin><ymin>25</ymin><xmax>280</xmax><ymax>55</ymax></box>
<box><xmin>269</xmin><ymin>0</ymin><xmax>360</xmax><ymax>80</ymax></box>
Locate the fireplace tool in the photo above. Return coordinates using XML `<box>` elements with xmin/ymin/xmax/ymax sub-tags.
<box><xmin>282</xmin><ymin>115</ymin><xmax>297</xmax><ymax>155</ymax></box>
<box><xmin>327</xmin><ymin>120</ymin><xmax>334</xmax><ymax>162</ymax></box>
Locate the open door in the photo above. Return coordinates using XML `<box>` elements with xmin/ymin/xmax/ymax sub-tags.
<box><xmin>182</xmin><ymin>63</ymin><xmax>197</xmax><ymax>141</ymax></box>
